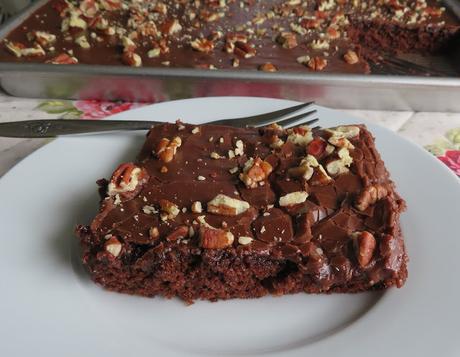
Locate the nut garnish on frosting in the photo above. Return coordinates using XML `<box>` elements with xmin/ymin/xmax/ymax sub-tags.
<box><xmin>107</xmin><ymin>163</ymin><xmax>148</xmax><ymax>197</ymax></box>
<box><xmin>279</xmin><ymin>191</ymin><xmax>309</xmax><ymax>207</ymax></box>
<box><xmin>207</xmin><ymin>194</ymin><xmax>250</xmax><ymax>216</ymax></box>
<box><xmin>239</xmin><ymin>157</ymin><xmax>273</xmax><ymax>188</ymax></box>
<box><xmin>155</xmin><ymin>136</ymin><xmax>182</xmax><ymax>163</ymax></box>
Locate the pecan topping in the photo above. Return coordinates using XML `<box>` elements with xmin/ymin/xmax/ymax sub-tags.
<box><xmin>27</xmin><ymin>31</ymin><xmax>56</xmax><ymax>48</ymax></box>
<box><xmin>326</xmin><ymin>27</ymin><xmax>340</xmax><ymax>39</ymax></box>
<box><xmin>239</xmin><ymin>157</ymin><xmax>273</xmax><ymax>188</ymax></box>
<box><xmin>259</xmin><ymin>63</ymin><xmax>278</xmax><ymax>72</ymax></box>
<box><xmin>199</xmin><ymin>226</ymin><xmax>234</xmax><ymax>249</ymax></box>
<box><xmin>47</xmin><ymin>53</ymin><xmax>78</xmax><ymax>65</ymax></box>
<box><xmin>234</xmin><ymin>41</ymin><xmax>256</xmax><ymax>58</ymax></box>
<box><xmin>276</xmin><ymin>32</ymin><xmax>298</xmax><ymax>49</ymax></box>
<box><xmin>80</xmin><ymin>0</ymin><xmax>99</xmax><ymax>18</ymax></box>
<box><xmin>190</xmin><ymin>38</ymin><xmax>214</xmax><ymax>53</ymax></box>
<box><xmin>332</xmin><ymin>125</ymin><xmax>361</xmax><ymax>138</ymax></box>
<box><xmin>238</xmin><ymin>236</ymin><xmax>253</xmax><ymax>245</ymax></box>
<box><xmin>207</xmin><ymin>194</ymin><xmax>250</xmax><ymax>216</ymax></box>
<box><xmin>307</xmin><ymin>57</ymin><xmax>328</xmax><ymax>71</ymax></box>
<box><xmin>122</xmin><ymin>51</ymin><xmax>142</xmax><ymax>67</ymax></box>
<box><xmin>107</xmin><ymin>163</ymin><xmax>148</xmax><ymax>197</ymax></box>
<box><xmin>344</xmin><ymin>50</ymin><xmax>359</xmax><ymax>64</ymax></box>
<box><xmin>104</xmin><ymin>236</ymin><xmax>122</xmax><ymax>257</ymax></box>
<box><xmin>289</xmin><ymin>155</ymin><xmax>332</xmax><ymax>185</ymax></box>
<box><xmin>307</xmin><ymin>138</ymin><xmax>327</xmax><ymax>157</ymax></box>
<box><xmin>355</xmin><ymin>184</ymin><xmax>389</xmax><ymax>211</ymax></box>
<box><xmin>155</xmin><ymin>136</ymin><xmax>182</xmax><ymax>163</ymax></box>
<box><xmin>191</xmin><ymin>201</ymin><xmax>203</xmax><ymax>213</ymax></box>
<box><xmin>100</xmin><ymin>0</ymin><xmax>122</xmax><ymax>11</ymax></box>
<box><xmin>159</xmin><ymin>199</ymin><xmax>180</xmax><ymax>221</ymax></box>
<box><xmin>325</xmin><ymin>147</ymin><xmax>353</xmax><ymax>176</ymax></box>
<box><xmin>5</xmin><ymin>41</ymin><xmax>45</xmax><ymax>58</ymax></box>
<box><xmin>287</xmin><ymin>125</ymin><xmax>313</xmax><ymax>146</ymax></box>
<box><xmin>352</xmin><ymin>231</ymin><xmax>376</xmax><ymax>267</ymax></box>
<box><xmin>327</xmin><ymin>128</ymin><xmax>357</xmax><ymax>149</ymax></box>
<box><xmin>165</xmin><ymin>225</ymin><xmax>189</xmax><ymax>241</ymax></box>
<box><xmin>149</xmin><ymin>227</ymin><xmax>160</xmax><ymax>240</ymax></box>
<box><xmin>225</xmin><ymin>33</ymin><xmax>248</xmax><ymax>53</ymax></box>
<box><xmin>279</xmin><ymin>191</ymin><xmax>309</xmax><ymax>207</ymax></box>
<box><xmin>162</xmin><ymin>19</ymin><xmax>182</xmax><ymax>35</ymax></box>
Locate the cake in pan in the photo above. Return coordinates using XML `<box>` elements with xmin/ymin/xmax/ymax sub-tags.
<box><xmin>0</xmin><ymin>0</ymin><xmax>458</xmax><ymax>74</ymax></box>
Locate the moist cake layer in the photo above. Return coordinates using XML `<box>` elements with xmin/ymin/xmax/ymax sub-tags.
<box><xmin>0</xmin><ymin>0</ymin><xmax>458</xmax><ymax>74</ymax></box>
<box><xmin>77</xmin><ymin>122</ymin><xmax>407</xmax><ymax>303</ymax></box>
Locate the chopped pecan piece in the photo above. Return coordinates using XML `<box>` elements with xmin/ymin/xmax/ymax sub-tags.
<box><xmin>5</xmin><ymin>41</ymin><xmax>45</xmax><ymax>58</ymax></box>
<box><xmin>352</xmin><ymin>231</ymin><xmax>376</xmax><ymax>267</ymax></box>
<box><xmin>307</xmin><ymin>138</ymin><xmax>327</xmax><ymax>157</ymax></box>
<box><xmin>165</xmin><ymin>225</ymin><xmax>189</xmax><ymax>241</ymax></box>
<box><xmin>80</xmin><ymin>0</ymin><xmax>99</xmax><ymax>18</ymax></box>
<box><xmin>155</xmin><ymin>136</ymin><xmax>182</xmax><ymax>163</ymax></box>
<box><xmin>4</xmin><ymin>41</ymin><xmax>25</xmax><ymax>57</ymax></box>
<box><xmin>199</xmin><ymin>226</ymin><xmax>234</xmax><ymax>249</ymax></box>
<box><xmin>327</xmin><ymin>129</ymin><xmax>355</xmax><ymax>149</ymax></box>
<box><xmin>307</xmin><ymin>57</ymin><xmax>328</xmax><ymax>71</ymax></box>
<box><xmin>159</xmin><ymin>199</ymin><xmax>180</xmax><ymax>221</ymax></box>
<box><xmin>289</xmin><ymin>155</ymin><xmax>332</xmax><ymax>185</ymax></box>
<box><xmin>149</xmin><ymin>227</ymin><xmax>160</xmax><ymax>240</ymax></box>
<box><xmin>225</xmin><ymin>33</ymin><xmax>248</xmax><ymax>53</ymax></box>
<box><xmin>27</xmin><ymin>31</ymin><xmax>56</xmax><ymax>48</ymax></box>
<box><xmin>47</xmin><ymin>53</ymin><xmax>78</xmax><ymax>65</ymax></box>
<box><xmin>104</xmin><ymin>236</ymin><xmax>122</xmax><ymax>257</ymax></box>
<box><xmin>107</xmin><ymin>163</ymin><xmax>148</xmax><ymax>197</ymax></box>
<box><xmin>100</xmin><ymin>0</ymin><xmax>122</xmax><ymax>11</ymax></box>
<box><xmin>259</xmin><ymin>63</ymin><xmax>278</xmax><ymax>72</ymax></box>
<box><xmin>287</xmin><ymin>125</ymin><xmax>313</xmax><ymax>146</ymax></box>
<box><xmin>191</xmin><ymin>201</ymin><xmax>203</xmax><ymax>213</ymax></box>
<box><xmin>190</xmin><ymin>38</ymin><xmax>214</xmax><ymax>53</ymax></box>
<box><xmin>326</xmin><ymin>27</ymin><xmax>340</xmax><ymax>39</ymax></box>
<box><xmin>332</xmin><ymin>125</ymin><xmax>361</xmax><ymax>138</ymax></box>
<box><xmin>162</xmin><ymin>19</ymin><xmax>182</xmax><ymax>35</ymax></box>
<box><xmin>344</xmin><ymin>50</ymin><xmax>359</xmax><ymax>64</ymax></box>
<box><xmin>355</xmin><ymin>184</ymin><xmax>389</xmax><ymax>211</ymax></box>
<box><xmin>122</xmin><ymin>51</ymin><xmax>142</xmax><ymax>67</ymax></box>
<box><xmin>239</xmin><ymin>157</ymin><xmax>273</xmax><ymax>188</ymax></box>
<box><xmin>234</xmin><ymin>41</ymin><xmax>256</xmax><ymax>59</ymax></box>
<box><xmin>279</xmin><ymin>191</ymin><xmax>309</xmax><ymax>207</ymax></box>
<box><xmin>207</xmin><ymin>194</ymin><xmax>250</xmax><ymax>216</ymax></box>
<box><xmin>238</xmin><ymin>236</ymin><xmax>254</xmax><ymax>245</ymax></box>
<box><xmin>276</xmin><ymin>32</ymin><xmax>298</xmax><ymax>49</ymax></box>
<box><xmin>325</xmin><ymin>147</ymin><xmax>353</xmax><ymax>176</ymax></box>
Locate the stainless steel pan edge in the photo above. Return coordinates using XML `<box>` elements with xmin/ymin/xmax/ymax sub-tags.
<box><xmin>1</xmin><ymin>63</ymin><xmax>460</xmax><ymax>111</ymax></box>
<box><xmin>0</xmin><ymin>0</ymin><xmax>460</xmax><ymax>111</ymax></box>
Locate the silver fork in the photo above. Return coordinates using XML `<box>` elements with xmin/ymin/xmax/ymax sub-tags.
<box><xmin>0</xmin><ymin>102</ymin><xmax>318</xmax><ymax>138</ymax></box>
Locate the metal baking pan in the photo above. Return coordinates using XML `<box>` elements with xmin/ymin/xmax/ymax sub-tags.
<box><xmin>0</xmin><ymin>0</ymin><xmax>460</xmax><ymax>112</ymax></box>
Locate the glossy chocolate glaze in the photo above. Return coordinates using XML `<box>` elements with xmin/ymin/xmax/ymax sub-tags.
<box><xmin>0</xmin><ymin>0</ymin><xmax>459</xmax><ymax>74</ymax></box>
<box><xmin>77</xmin><ymin>122</ymin><xmax>407</xmax><ymax>302</ymax></box>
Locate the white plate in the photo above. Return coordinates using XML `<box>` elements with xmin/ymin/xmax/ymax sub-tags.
<box><xmin>1</xmin><ymin>97</ymin><xmax>459</xmax><ymax>357</ymax></box>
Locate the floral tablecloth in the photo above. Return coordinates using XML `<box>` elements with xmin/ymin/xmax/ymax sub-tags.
<box><xmin>0</xmin><ymin>92</ymin><xmax>459</xmax><ymax>178</ymax></box>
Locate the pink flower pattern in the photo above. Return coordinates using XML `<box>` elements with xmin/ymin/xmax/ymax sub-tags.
<box><xmin>438</xmin><ymin>150</ymin><xmax>460</xmax><ymax>176</ymax></box>
<box><xmin>74</xmin><ymin>100</ymin><xmax>148</xmax><ymax>119</ymax></box>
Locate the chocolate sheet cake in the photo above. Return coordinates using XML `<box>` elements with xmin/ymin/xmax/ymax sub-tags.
<box><xmin>76</xmin><ymin>121</ymin><xmax>408</xmax><ymax>303</ymax></box>
<box><xmin>0</xmin><ymin>0</ymin><xmax>459</xmax><ymax>74</ymax></box>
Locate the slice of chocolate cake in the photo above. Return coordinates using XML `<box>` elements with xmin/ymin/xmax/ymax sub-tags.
<box><xmin>76</xmin><ymin>121</ymin><xmax>407</xmax><ymax>303</ymax></box>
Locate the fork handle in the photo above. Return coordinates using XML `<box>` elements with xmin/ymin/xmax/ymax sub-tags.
<box><xmin>0</xmin><ymin>119</ymin><xmax>161</xmax><ymax>138</ymax></box>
